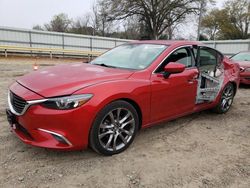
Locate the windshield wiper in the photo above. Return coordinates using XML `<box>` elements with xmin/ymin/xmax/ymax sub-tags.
<box><xmin>95</xmin><ymin>63</ymin><xmax>117</xmax><ymax>68</ymax></box>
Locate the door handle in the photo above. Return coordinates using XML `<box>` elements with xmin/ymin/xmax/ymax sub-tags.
<box><xmin>187</xmin><ymin>74</ymin><xmax>198</xmax><ymax>84</ymax></box>
<box><xmin>188</xmin><ymin>80</ymin><xmax>195</xmax><ymax>84</ymax></box>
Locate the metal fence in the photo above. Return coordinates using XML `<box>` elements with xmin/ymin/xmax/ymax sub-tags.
<box><xmin>203</xmin><ymin>40</ymin><xmax>250</xmax><ymax>56</ymax></box>
<box><xmin>0</xmin><ymin>26</ymin><xmax>131</xmax><ymax>53</ymax></box>
<box><xmin>0</xmin><ymin>26</ymin><xmax>250</xmax><ymax>57</ymax></box>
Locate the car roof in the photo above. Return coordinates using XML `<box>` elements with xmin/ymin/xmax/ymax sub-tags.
<box><xmin>129</xmin><ymin>40</ymin><xmax>203</xmax><ymax>46</ymax></box>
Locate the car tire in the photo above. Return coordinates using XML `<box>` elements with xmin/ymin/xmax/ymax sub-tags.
<box><xmin>89</xmin><ymin>100</ymin><xmax>139</xmax><ymax>155</ymax></box>
<box><xmin>212</xmin><ymin>83</ymin><xmax>235</xmax><ymax>114</ymax></box>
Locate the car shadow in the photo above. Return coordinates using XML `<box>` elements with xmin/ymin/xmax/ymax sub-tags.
<box><xmin>239</xmin><ymin>84</ymin><xmax>250</xmax><ymax>89</ymax></box>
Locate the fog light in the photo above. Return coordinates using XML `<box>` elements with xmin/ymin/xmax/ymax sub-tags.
<box><xmin>52</xmin><ymin>134</ymin><xmax>68</xmax><ymax>145</ymax></box>
<box><xmin>37</xmin><ymin>128</ymin><xmax>72</xmax><ymax>146</ymax></box>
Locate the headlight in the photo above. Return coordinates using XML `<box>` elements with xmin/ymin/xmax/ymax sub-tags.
<box><xmin>41</xmin><ymin>94</ymin><xmax>93</xmax><ymax>110</ymax></box>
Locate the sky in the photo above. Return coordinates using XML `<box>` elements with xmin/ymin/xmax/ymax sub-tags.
<box><xmin>0</xmin><ymin>0</ymin><xmax>226</xmax><ymax>32</ymax></box>
<box><xmin>0</xmin><ymin>0</ymin><xmax>95</xmax><ymax>29</ymax></box>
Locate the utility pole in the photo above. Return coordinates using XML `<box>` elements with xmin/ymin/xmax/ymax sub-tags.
<box><xmin>197</xmin><ymin>1</ymin><xmax>205</xmax><ymax>40</ymax></box>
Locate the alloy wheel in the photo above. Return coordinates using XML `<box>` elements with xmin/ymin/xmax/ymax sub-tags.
<box><xmin>98</xmin><ymin>108</ymin><xmax>135</xmax><ymax>152</ymax></box>
<box><xmin>221</xmin><ymin>84</ymin><xmax>234</xmax><ymax>112</ymax></box>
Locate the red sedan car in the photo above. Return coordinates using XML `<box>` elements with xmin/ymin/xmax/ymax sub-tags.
<box><xmin>6</xmin><ymin>41</ymin><xmax>240</xmax><ymax>155</ymax></box>
<box><xmin>230</xmin><ymin>51</ymin><xmax>250</xmax><ymax>85</ymax></box>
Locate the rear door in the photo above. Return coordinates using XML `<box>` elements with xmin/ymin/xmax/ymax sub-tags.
<box><xmin>196</xmin><ymin>46</ymin><xmax>222</xmax><ymax>74</ymax></box>
<box><xmin>150</xmin><ymin>46</ymin><xmax>199</xmax><ymax>122</ymax></box>
<box><xmin>195</xmin><ymin>46</ymin><xmax>224</xmax><ymax>102</ymax></box>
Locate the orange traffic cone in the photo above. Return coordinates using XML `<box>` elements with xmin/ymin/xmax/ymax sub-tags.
<box><xmin>33</xmin><ymin>63</ymin><xmax>38</xmax><ymax>71</ymax></box>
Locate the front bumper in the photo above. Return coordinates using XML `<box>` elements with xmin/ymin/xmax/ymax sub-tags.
<box><xmin>6</xmin><ymin>83</ymin><xmax>95</xmax><ymax>151</ymax></box>
<box><xmin>6</xmin><ymin>109</ymin><xmax>73</xmax><ymax>149</ymax></box>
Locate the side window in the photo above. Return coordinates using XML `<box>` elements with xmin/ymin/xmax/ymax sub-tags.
<box><xmin>198</xmin><ymin>47</ymin><xmax>222</xmax><ymax>72</ymax></box>
<box><xmin>170</xmin><ymin>48</ymin><xmax>193</xmax><ymax>67</ymax></box>
<box><xmin>155</xmin><ymin>47</ymin><xmax>194</xmax><ymax>73</ymax></box>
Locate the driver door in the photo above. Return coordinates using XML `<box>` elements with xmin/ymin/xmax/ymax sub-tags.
<box><xmin>150</xmin><ymin>47</ymin><xmax>199</xmax><ymax>122</ymax></box>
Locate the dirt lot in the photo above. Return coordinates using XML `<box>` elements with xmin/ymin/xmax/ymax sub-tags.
<box><xmin>0</xmin><ymin>57</ymin><xmax>249</xmax><ymax>188</ymax></box>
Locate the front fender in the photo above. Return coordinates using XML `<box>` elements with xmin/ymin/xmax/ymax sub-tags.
<box><xmin>74</xmin><ymin>79</ymin><xmax>151</xmax><ymax>127</ymax></box>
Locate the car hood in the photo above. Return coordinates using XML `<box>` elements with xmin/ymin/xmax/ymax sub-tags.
<box><xmin>235</xmin><ymin>61</ymin><xmax>250</xmax><ymax>68</ymax></box>
<box><xmin>17</xmin><ymin>63</ymin><xmax>133</xmax><ymax>97</ymax></box>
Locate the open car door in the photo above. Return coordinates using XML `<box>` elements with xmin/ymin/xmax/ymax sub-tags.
<box><xmin>195</xmin><ymin>46</ymin><xmax>224</xmax><ymax>103</ymax></box>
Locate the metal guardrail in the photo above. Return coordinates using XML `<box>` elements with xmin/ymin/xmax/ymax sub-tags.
<box><xmin>0</xmin><ymin>45</ymin><xmax>103</xmax><ymax>59</ymax></box>
<box><xmin>0</xmin><ymin>26</ymin><xmax>131</xmax><ymax>56</ymax></box>
<box><xmin>1</xmin><ymin>26</ymin><xmax>250</xmax><ymax>58</ymax></box>
<box><xmin>203</xmin><ymin>39</ymin><xmax>250</xmax><ymax>56</ymax></box>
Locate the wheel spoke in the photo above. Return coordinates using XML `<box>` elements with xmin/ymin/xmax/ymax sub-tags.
<box><xmin>105</xmin><ymin>134</ymin><xmax>114</xmax><ymax>149</ymax></box>
<box><xmin>113</xmin><ymin>134</ymin><xmax>118</xmax><ymax>151</ymax></box>
<box><xmin>228</xmin><ymin>91</ymin><xmax>233</xmax><ymax>97</ymax></box>
<box><xmin>225</xmin><ymin>100</ymin><xmax>229</xmax><ymax>109</ymax></box>
<box><xmin>121</xmin><ymin>119</ymin><xmax>135</xmax><ymax>129</ymax></box>
<box><xmin>221</xmin><ymin>99</ymin><xmax>227</xmax><ymax>109</ymax></box>
<box><xmin>120</xmin><ymin>128</ymin><xmax>133</xmax><ymax>136</ymax></box>
<box><xmin>99</xmin><ymin>130</ymin><xmax>114</xmax><ymax>139</ymax></box>
<box><xmin>116</xmin><ymin>108</ymin><xmax>121</xmax><ymax>121</ymax></box>
<box><xmin>227</xmin><ymin>89</ymin><xmax>232</xmax><ymax>96</ymax></box>
<box><xmin>222</xmin><ymin>97</ymin><xmax>231</xmax><ymax>110</ymax></box>
<box><xmin>119</xmin><ymin>134</ymin><xmax>127</xmax><ymax>144</ymax></box>
<box><xmin>119</xmin><ymin>112</ymin><xmax>131</xmax><ymax>124</ymax></box>
<box><xmin>108</xmin><ymin>112</ymin><xmax>115</xmax><ymax>124</ymax></box>
<box><xmin>225</xmin><ymin>88</ymin><xmax>230</xmax><ymax>96</ymax></box>
<box><xmin>100</xmin><ymin>123</ymin><xmax>114</xmax><ymax>129</ymax></box>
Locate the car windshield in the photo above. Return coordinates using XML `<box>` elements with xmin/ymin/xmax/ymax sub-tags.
<box><xmin>91</xmin><ymin>44</ymin><xmax>167</xmax><ymax>70</ymax></box>
<box><xmin>231</xmin><ymin>52</ymin><xmax>250</xmax><ymax>62</ymax></box>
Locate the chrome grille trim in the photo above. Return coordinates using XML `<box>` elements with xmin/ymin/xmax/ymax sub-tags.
<box><xmin>8</xmin><ymin>91</ymin><xmax>47</xmax><ymax>116</ymax></box>
<box><xmin>10</xmin><ymin>92</ymin><xmax>27</xmax><ymax>114</ymax></box>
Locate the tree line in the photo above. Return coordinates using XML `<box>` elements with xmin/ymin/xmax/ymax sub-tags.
<box><xmin>201</xmin><ymin>0</ymin><xmax>250</xmax><ymax>40</ymax></box>
<box><xmin>33</xmin><ymin>0</ymin><xmax>249</xmax><ymax>40</ymax></box>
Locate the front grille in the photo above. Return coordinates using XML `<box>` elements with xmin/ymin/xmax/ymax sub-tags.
<box><xmin>10</xmin><ymin>91</ymin><xmax>27</xmax><ymax>114</ymax></box>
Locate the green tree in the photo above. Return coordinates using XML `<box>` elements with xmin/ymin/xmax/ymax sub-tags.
<box><xmin>70</xmin><ymin>15</ymin><xmax>95</xmax><ymax>35</ymax></box>
<box><xmin>44</xmin><ymin>13</ymin><xmax>72</xmax><ymax>32</ymax></box>
<box><xmin>216</xmin><ymin>9</ymin><xmax>242</xmax><ymax>39</ymax></box>
<box><xmin>98</xmin><ymin>0</ymin><xmax>201</xmax><ymax>39</ymax></box>
<box><xmin>201</xmin><ymin>9</ymin><xmax>221</xmax><ymax>40</ymax></box>
<box><xmin>32</xmin><ymin>25</ymin><xmax>44</xmax><ymax>31</ymax></box>
<box><xmin>201</xmin><ymin>0</ymin><xmax>250</xmax><ymax>40</ymax></box>
<box><xmin>225</xmin><ymin>0</ymin><xmax>250</xmax><ymax>39</ymax></box>
<box><xmin>97</xmin><ymin>1</ymin><xmax>115</xmax><ymax>37</ymax></box>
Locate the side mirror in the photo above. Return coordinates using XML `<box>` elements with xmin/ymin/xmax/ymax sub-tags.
<box><xmin>163</xmin><ymin>62</ymin><xmax>185</xmax><ymax>78</ymax></box>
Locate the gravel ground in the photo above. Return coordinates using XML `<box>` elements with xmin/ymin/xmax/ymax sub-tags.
<box><xmin>0</xmin><ymin>57</ymin><xmax>250</xmax><ymax>188</ymax></box>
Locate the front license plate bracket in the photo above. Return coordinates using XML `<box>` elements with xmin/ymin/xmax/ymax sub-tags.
<box><xmin>6</xmin><ymin>109</ymin><xmax>17</xmax><ymax>127</ymax></box>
